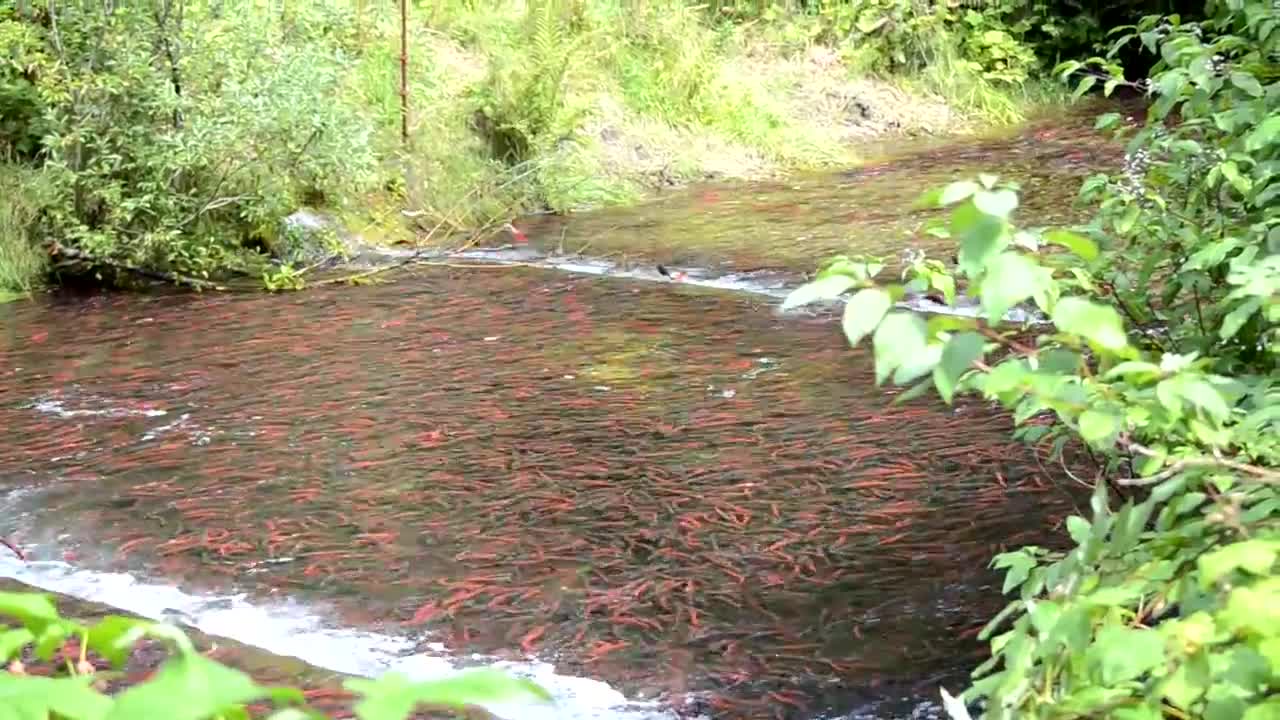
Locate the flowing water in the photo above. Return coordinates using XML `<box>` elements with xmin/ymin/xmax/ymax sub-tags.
<box><xmin>0</xmin><ymin>107</ymin><xmax>1126</xmax><ymax>720</ymax></box>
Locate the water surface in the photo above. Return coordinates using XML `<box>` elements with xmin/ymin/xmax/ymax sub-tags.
<box><xmin>0</xmin><ymin>108</ymin><xmax>1123</xmax><ymax>719</ymax></box>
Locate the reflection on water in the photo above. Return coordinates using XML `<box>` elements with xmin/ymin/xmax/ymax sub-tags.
<box><xmin>0</xmin><ymin>265</ymin><xmax>1080</xmax><ymax>719</ymax></box>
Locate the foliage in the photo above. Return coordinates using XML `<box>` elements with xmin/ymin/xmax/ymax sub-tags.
<box><xmin>0</xmin><ymin>2</ymin><xmax>379</xmax><ymax>285</ymax></box>
<box><xmin>0</xmin><ymin>590</ymin><xmax>552</xmax><ymax>720</ymax></box>
<box><xmin>467</xmin><ymin>0</ymin><xmax>589</xmax><ymax>165</ymax></box>
<box><xmin>1054</xmin><ymin>3</ymin><xmax>1279</xmax><ymax>370</ymax></box>
<box><xmin>0</xmin><ymin>163</ymin><xmax>50</xmax><ymax>301</ymax></box>
<box><xmin>783</xmin><ymin>1</ymin><xmax>1277</xmax><ymax>717</ymax></box>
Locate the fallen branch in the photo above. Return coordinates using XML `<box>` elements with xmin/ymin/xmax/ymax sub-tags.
<box><xmin>0</xmin><ymin>537</ymin><xmax>25</xmax><ymax>562</ymax></box>
<box><xmin>311</xmin><ymin>257</ymin><xmax>543</xmax><ymax>287</ymax></box>
<box><xmin>50</xmin><ymin>243</ymin><xmax>228</xmax><ymax>291</ymax></box>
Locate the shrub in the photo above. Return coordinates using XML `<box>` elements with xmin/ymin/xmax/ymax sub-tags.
<box><xmin>1</xmin><ymin>2</ymin><xmax>379</xmax><ymax>283</ymax></box>
<box><xmin>783</xmin><ymin>0</ymin><xmax>1277</xmax><ymax>717</ymax></box>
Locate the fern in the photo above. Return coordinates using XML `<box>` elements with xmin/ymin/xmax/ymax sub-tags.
<box><xmin>471</xmin><ymin>0</ymin><xmax>589</xmax><ymax>164</ymax></box>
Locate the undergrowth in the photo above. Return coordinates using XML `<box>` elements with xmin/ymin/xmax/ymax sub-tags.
<box><xmin>0</xmin><ymin>163</ymin><xmax>49</xmax><ymax>301</ymax></box>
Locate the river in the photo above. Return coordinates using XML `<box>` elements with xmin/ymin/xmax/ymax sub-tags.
<box><xmin>0</xmin><ymin>104</ymin><xmax>1125</xmax><ymax>720</ymax></box>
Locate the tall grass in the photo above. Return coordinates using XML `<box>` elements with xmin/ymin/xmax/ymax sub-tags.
<box><xmin>0</xmin><ymin>164</ymin><xmax>48</xmax><ymax>301</ymax></box>
<box><xmin>909</xmin><ymin>36</ymin><xmax>1051</xmax><ymax>126</ymax></box>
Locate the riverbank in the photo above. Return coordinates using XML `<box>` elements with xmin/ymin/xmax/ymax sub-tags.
<box><xmin>0</xmin><ymin>1</ymin><xmax>1075</xmax><ymax>297</ymax></box>
<box><xmin>0</xmin><ymin>578</ymin><xmax>361</xmax><ymax>715</ymax></box>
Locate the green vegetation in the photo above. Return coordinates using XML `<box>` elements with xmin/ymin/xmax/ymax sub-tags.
<box><xmin>0</xmin><ymin>589</ymin><xmax>551</xmax><ymax>719</ymax></box>
<box><xmin>0</xmin><ymin>0</ymin><xmax>1105</xmax><ymax>292</ymax></box>
<box><xmin>785</xmin><ymin>0</ymin><xmax>1278</xmax><ymax>716</ymax></box>
<box><xmin>0</xmin><ymin>164</ymin><xmax>49</xmax><ymax>301</ymax></box>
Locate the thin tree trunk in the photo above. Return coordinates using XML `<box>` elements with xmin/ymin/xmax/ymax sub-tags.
<box><xmin>399</xmin><ymin>0</ymin><xmax>410</xmax><ymax>148</ymax></box>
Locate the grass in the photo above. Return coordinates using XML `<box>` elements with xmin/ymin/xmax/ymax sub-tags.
<box><xmin>326</xmin><ymin>0</ymin><xmax>1071</xmax><ymax>242</ymax></box>
<box><xmin>0</xmin><ymin>164</ymin><xmax>48</xmax><ymax>302</ymax></box>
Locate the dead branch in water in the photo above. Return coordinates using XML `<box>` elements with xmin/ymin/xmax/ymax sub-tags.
<box><xmin>50</xmin><ymin>243</ymin><xmax>229</xmax><ymax>292</ymax></box>
<box><xmin>0</xmin><ymin>536</ymin><xmax>25</xmax><ymax>562</ymax></box>
<box><xmin>312</xmin><ymin>256</ymin><xmax>544</xmax><ymax>287</ymax></box>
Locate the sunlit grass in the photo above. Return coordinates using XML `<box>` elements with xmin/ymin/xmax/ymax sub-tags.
<box><xmin>0</xmin><ymin>164</ymin><xmax>48</xmax><ymax>300</ymax></box>
<box><xmin>315</xmin><ymin>0</ymin><xmax>1072</xmax><ymax>233</ymax></box>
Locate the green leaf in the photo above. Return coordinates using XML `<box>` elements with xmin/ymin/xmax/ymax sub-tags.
<box><xmin>913</xmin><ymin>187</ymin><xmax>944</xmax><ymax>208</ymax></box>
<box><xmin>954</xmin><ymin>206</ymin><xmax>1008</xmax><ymax>277</ymax></box>
<box><xmin>0</xmin><ymin>592</ymin><xmax>59</xmax><ymax>632</ymax></box>
<box><xmin>1242</xmin><ymin>698</ymin><xmax>1280</xmax><ymax>720</ymax></box>
<box><xmin>940</xmin><ymin>180</ymin><xmax>980</xmax><ymax>206</ymax></box>
<box><xmin>1245</xmin><ymin>116</ymin><xmax>1280</xmax><ymax>152</ymax></box>
<box><xmin>841</xmin><ymin>288</ymin><xmax>892</xmax><ymax>348</ymax></box>
<box><xmin>1088</xmin><ymin>626</ymin><xmax>1165</xmax><ymax>684</ymax></box>
<box><xmin>892</xmin><ymin>341</ymin><xmax>943</xmax><ymax>385</ymax></box>
<box><xmin>1114</xmin><ymin>203</ymin><xmax>1141</xmax><ymax>235</ymax></box>
<box><xmin>106</xmin><ymin>652</ymin><xmax>274</xmax><ymax>720</ymax></box>
<box><xmin>1043</xmin><ymin>229</ymin><xmax>1099</xmax><ymax>262</ymax></box>
<box><xmin>1230</xmin><ymin>71</ymin><xmax>1263</xmax><ymax>97</ymax></box>
<box><xmin>1219</xmin><ymin>161</ymin><xmax>1253</xmax><ymax>194</ymax></box>
<box><xmin>0</xmin><ymin>628</ymin><xmax>33</xmax><ymax>662</ymax></box>
<box><xmin>1051</xmin><ymin>297</ymin><xmax>1129</xmax><ymax>353</ymax></box>
<box><xmin>1220</xmin><ymin>581</ymin><xmax>1280</xmax><ymax>637</ymax></box>
<box><xmin>1198</xmin><ymin>540</ymin><xmax>1280</xmax><ymax>587</ymax></box>
<box><xmin>1078</xmin><ymin>409</ymin><xmax>1121</xmax><ymax>447</ymax></box>
<box><xmin>1104</xmin><ymin>361</ymin><xmax>1161</xmax><ymax>379</ymax></box>
<box><xmin>1163</xmin><ymin>650</ymin><xmax>1212</xmax><ymax>709</ymax></box>
<box><xmin>933</xmin><ymin>332</ymin><xmax>985</xmax><ymax>403</ymax></box>
<box><xmin>1220</xmin><ymin>297</ymin><xmax>1262</xmax><ymax>340</ymax></box>
<box><xmin>973</xmin><ymin>189</ymin><xmax>1019</xmax><ymax>219</ymax></box>
<box><xmin>871</xmin><ymin>312</ymin><xmax>929</xmax><ymax>386</ymax></box>
<box><xmin>1177</xmin><ymin>379</ymin><xmax>1231</xmax><ymax>420</ymax></box>
<box><xmin>817</xmin><ymin>257</ymin><xmax>878</xmax><ymax>282</ymax></box>
<box><xmin>0</xmin><ymin>674</ymin><xmax>112</xmax><ymax>720</ymax></box>
<box><xmin>1073</xmin><ymin>74</ymin><xmax>1098</xmax><ymax>99</ymax></box>
<box><xmin>979</xmin><ymin>253</ymin><xmax>1045</xmax><ymax>322</ymax></box>
<box><xmin>34</xmin><ymin>623</ymin><xmax>69</xmax><ymax>662</ymax></box>
<box><xmin>892</xmin><ymin>377</ymin><xmax>935</xmax><ymax>405</ymax></box>
<box><xmin>1066</xmin><ymin>515</ymin><xmax>1091</xmax><ymax>545</ymax></box>
<box><xmin>348</xmin><ymin>669</ymin><xmax>552</xmax><ymax>720</ymax></box>
<box><xmin>780</xmin><ymin>275</ymin><xmax>857</xmax><ymax>311</ymax></box>
<box><xmin>991</xmin><ymin>550</ymin><xmax>1037</xmax><ymax>595</ymax></box>
<box><xmin>88</xmin><ymin>616</ymin><xmax>152</xmax><ymax>668</ymax></box>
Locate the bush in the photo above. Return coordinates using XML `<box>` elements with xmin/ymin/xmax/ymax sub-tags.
<box><xmin>783</xmin><ymin>0</ymin><xmax>1278</xmax><ymax>717</ymax></box>
<box><xmin>0</xmin><ymin>2</ymin><xmax>380</xmax><ymax>283</ymax></box>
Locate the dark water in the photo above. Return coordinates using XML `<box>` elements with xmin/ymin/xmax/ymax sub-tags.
<box><xmin>0</xmin><ymin>112</ymin><xmax>1122</xmax><ymax>719</ymax></box>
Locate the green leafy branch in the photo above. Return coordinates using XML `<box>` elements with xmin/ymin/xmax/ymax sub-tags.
<box><xmin>0</xmin><ymin>591</ymin><xmax>551</xmax><ymax>720</ymax></box>
<box><xmin>782</xmin><ymin>170</ymin><xmax>1277</xmax><ymax>719</ymax></box>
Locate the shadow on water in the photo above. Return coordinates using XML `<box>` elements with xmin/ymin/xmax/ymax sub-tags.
<box><xmin>0</xmin><ymin>106</ymin><xmax>1128</xmax><ymax>719</ymax></box>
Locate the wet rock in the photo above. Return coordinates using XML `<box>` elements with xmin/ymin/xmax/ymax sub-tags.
<box><xmin>278</xmin><ymin>209</ymin><xmax>401</xmax><ymax>268</ymax></box>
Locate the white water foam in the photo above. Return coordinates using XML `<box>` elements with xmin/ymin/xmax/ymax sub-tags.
<box><xmin>31</xmin><ymin>398</ymin><xmax>169</xmax><ymax>419</ymax></box>
<box><xmin>407</xmin><ymin>247</ymin><xmax>1044</xmax><ymax>325</ymax></box>
<box><xmin>0</xmin><ymin>552</ymin><xmax>676</xmax><ymax>720</ymax></box>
